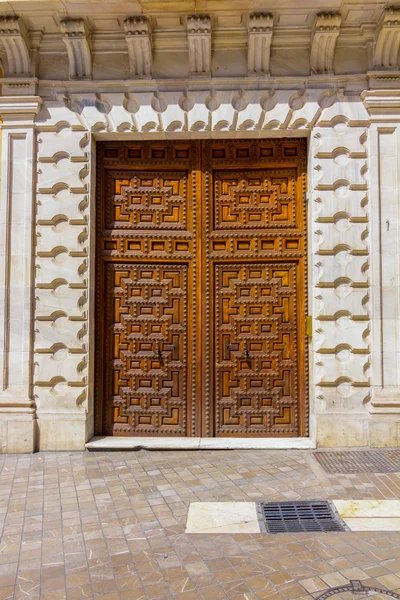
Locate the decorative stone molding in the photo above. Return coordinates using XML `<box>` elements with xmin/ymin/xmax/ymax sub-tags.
<box><xmin>35</xmin><ymin>120</ymin><xmax>90</xmax><ymax>450</ymax></box>
<box><xmin>0</xmin><ymin>17</ymin><xmax>31</xmax><ymax>76</ymax></box>
<box><xmin>310</xmin><ymin>13</ymin><xmax>341</xmax><ymax>75</ymax></box>
<box><xmin>247</xmin><ymin>13</ymin><xmax>273</xmax><ymax>76</ymax></box>
<box><xmin>362</xmin><ymin>90</ymin><xmax>400</xmax><ymax>117</ymax></box>
<box><xmin>123</xmin><ymin>16</ymin><xmax>152</xmax><ymax>78</ymax></box>
<box><xmin>0</xmin><ymin>95</ymin><xmax>43</xmax><ymax>124</ymax></box>
<box><xmin>374</xmin><ymin>8</ymin><xmax>400</xmax><ymax>70</ymax></box>
<box><xmin>60</xmin><ymin>19</ymin><xmax>92</xmax><ymax>79</ymax></box>
<box><xmin>50</xmin><ymin>88</ymin><xmax>370</xmax><ymax>135</ymax></box>
<box><xmin>186</xmin><ymin>15</ymin><xmax>211</xmax><ymax>77</ymax></box>
<box><xmin>310</xmin><ymin>95</ymin><xmax>370</xmax><ymax>446</ymax></box>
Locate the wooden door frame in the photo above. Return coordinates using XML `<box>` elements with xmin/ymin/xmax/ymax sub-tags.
<box><xmin>94</xmin><ymin>138</ymin><xmax>309</xmax><ymax>438</ymax></box>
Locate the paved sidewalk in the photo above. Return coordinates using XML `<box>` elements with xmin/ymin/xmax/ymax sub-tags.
<box><xmin>1</xmin><ymin>449</ymin><xmax>400</xmax><ymax>600</ymax></box>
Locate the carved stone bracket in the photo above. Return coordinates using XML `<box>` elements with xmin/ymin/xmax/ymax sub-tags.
<box><xmin>60</xmin><ymin>19</ymin><xmax>92</xmax><ymax>79</ymax></box>
<box><xmin>123</xmin><ymin>16</ymin><xmax>152</xmax><ymax>78</ymax></box>
<box><xmin>0</xmin><ymin>17</ymin><xmax>31</xmax><ymax>76</ymax></box>
<box><xmin>247</xmin><ymin>13</ymin><xmax>273</xmax><ymax>76</ymax></box>
<box><xmin>374</xmin><ymin>7</ymin><xmax>400</xmax><ymax>70</ymax></box>
<box><xmin>310</xmin><ymin>13</ymin><xmax>341</xmax><ymax>75</ymax></box>
<box><xmin>186</xmin><ymin>15</ymin><xmax>211</xmax><ymax>77</ymax></box>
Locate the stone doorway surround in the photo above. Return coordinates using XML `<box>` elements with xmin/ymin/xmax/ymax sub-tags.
<box><xmin>0</xmin><ymin>85</ymin><xmax>390</xmax><ymax>453</ymax></box>
<box><xmin>0</xmin><ymin>4</ymin><xmax>400</xmax><ymax>451</ymax></box>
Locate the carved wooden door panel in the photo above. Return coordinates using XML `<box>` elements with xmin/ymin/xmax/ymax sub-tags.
<box><xmin>203</xmin><ymin>140</ymin><xmax>308</xmax><ymax>437</ymax></box>
<box><xmin>96</xmin><ymin>139</ymin><xmax>308</xmax><ymax>437</ymax></box>
<box><xmin>96</xmin><ymin>143</ymin><xmax>200</xmax><ymax>436</ymax></box>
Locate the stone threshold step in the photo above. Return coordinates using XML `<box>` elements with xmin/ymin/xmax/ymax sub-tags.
<box><xmin>86</xmin><ymin>436</ymin><xmax>315</xmax><ymax>450</ymax></box>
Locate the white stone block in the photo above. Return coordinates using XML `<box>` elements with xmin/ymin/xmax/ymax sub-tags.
<box><xmin>35</xmin><ymin>318</ymin><xmax>86</xmax><ymax>349</ymax></box>
<box><xmin>38</xmin><ymin>130</ymin><xmax>88</xmax><ymax>159</ymax></box>
<box><xmin>36</xmin><ymin>191</ymin><xmax>88</xmax><ymax>222</ymax></box>
<box><xmin>36</xmin><ymin>256</ymin><xmax>87</xmax><ymax>285</ymax></box>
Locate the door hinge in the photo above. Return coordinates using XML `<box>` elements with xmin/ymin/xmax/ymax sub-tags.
<box><xmin>305</xmin><ymin>315</ymin><xmax>312</xmax><ymax>338</ymax></box>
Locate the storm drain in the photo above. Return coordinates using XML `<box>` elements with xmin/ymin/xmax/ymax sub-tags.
<box><xmin>257</xmin><ymin>500</ymin><xmax>348</xmax><ymax>533</ymax></box>
<box><xmin>313</xmin><ymin>450</ymin><xmax>400</xmax><ymax>474</ymax></box>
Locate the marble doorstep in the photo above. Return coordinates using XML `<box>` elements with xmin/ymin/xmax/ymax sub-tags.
<box><xmin>186</xmin><ymin>502</ymin><xmax>261</xmax><ymax>534</ymax></box>
<box><xmin>85</xmin><ymin>436</ymin><xmax>316</xmax><ymax>450</ymax></box>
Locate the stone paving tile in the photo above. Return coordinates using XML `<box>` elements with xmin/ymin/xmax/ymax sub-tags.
<box><xmin>0</xmin><ymin>450</ymin><xmax>400</xmax><ymax>599</ymax></box>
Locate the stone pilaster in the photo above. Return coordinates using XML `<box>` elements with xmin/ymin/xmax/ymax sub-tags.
<box><xmin>363</xmin><ymin>90</ymin><xmax>400</xmax><ymax>446</ymax></box>
<box><xmin>0</xmin><ymin>96</ymin><xmax>42</xmax><ymax>453</ymax></box>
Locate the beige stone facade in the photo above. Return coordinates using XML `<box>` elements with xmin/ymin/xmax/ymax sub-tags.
<box><xmin>0</xmin><ymin>0</ymin><xmax>400</xmax><ymax>451</ymax></box>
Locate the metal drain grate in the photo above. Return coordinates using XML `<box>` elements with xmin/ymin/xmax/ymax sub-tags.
<box><xmin>314</xmin><ymin>450</ymin><xmax>400</xmax><ymax>474</ymax></box>
<box><xmin>257</xmin><ymin>500</ymin><xmax>347</xmax><ymax>533</ymax></box>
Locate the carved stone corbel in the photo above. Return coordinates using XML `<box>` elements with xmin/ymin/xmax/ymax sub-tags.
<box><xmin>0</xmin><ymin>17</ymin><xmax>31</xmax><ymax>76</ymax></box>
<box><xmin>374</xmin><ymin>7</ymin><xmax>400</xmax><ymax>69</ymax></box>
<box><xmin>310</xmin><ymin>13</ymin><xmax>341</xmax><ymax>75</ymax></box>
<box><xmin>123</xmin><ymin>16</ymin><xmax>152</xmax><ymax>78</ymax></box>
<box><xmin>60</xmin><ymin>19</ymin><xmax>92</xmax><ymax>79</ymax></box>
<box><xmin>186</xmin><ymin>15</ymin><xmax>211</xmax><ymax>77</ymax></box>
<box><xmin>247</xmin><ymin>13</ymin><xmax>273</xmax><ymax>76</ymax></box>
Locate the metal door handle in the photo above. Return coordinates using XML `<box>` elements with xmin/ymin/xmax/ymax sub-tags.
<box><xmin>240</xmin><ymin>341</ymin><xmax>251</xmax><ymax>361</ymax></box>
<box><xmin>224</xmin><ymin>338</ymin><xmax>237</xmax><ymax>359</ymax></box>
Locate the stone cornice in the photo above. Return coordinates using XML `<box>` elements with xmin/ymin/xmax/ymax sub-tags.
<box><xmin>33</xmin><ymin>73</ymin><xmax>368</xmax><ymax>96</ymax></box>
<box><xmin>362</xmin><ymin>89</ymin><xmax>400</xmax><ymax>118</ymax></box>
<box><xmin>0</xmin><ymin>96</ymin><xmax>42</xmax><ymax>126</ymax></box>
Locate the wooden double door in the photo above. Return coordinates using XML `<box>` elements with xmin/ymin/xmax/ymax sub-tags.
<box><xmin>96</xmin><ymin>139</ymin><xmax>308</xmax><ymax>437</ymax></box>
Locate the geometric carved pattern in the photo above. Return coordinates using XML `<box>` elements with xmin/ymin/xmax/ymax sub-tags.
<box><xmin>215</xmin><ymin>171</ymin><xmax>297</xmax><ymax>229</ymax></box>
<box><xmin>215</xmin><ymin>263</ymin><xmax>299</xmax><ymax>435</ymax></box>
<box><xmin>109</xmin><ymin>173</ymin><xmax>187</xmax><ymax>230</ymax></box>
<box><xmin>105</xmin><ymin>264</ymin><xmax>187</xmax><ymax>435</ymax></box>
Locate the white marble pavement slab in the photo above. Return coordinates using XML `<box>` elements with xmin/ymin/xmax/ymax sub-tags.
<box><xmin>333</xmin><ymin>500</ymin><xmax>400</xmax><ymax>531</ymax></box>
<box><xmin>185</xmin><ymin>502</ymin><xmax>261</xmax><ymax>534</ymax></box>
<box><xmin>333</xmin><ymin>499</ymin><xmax>400</xmax><ymax>518</ymax></box>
